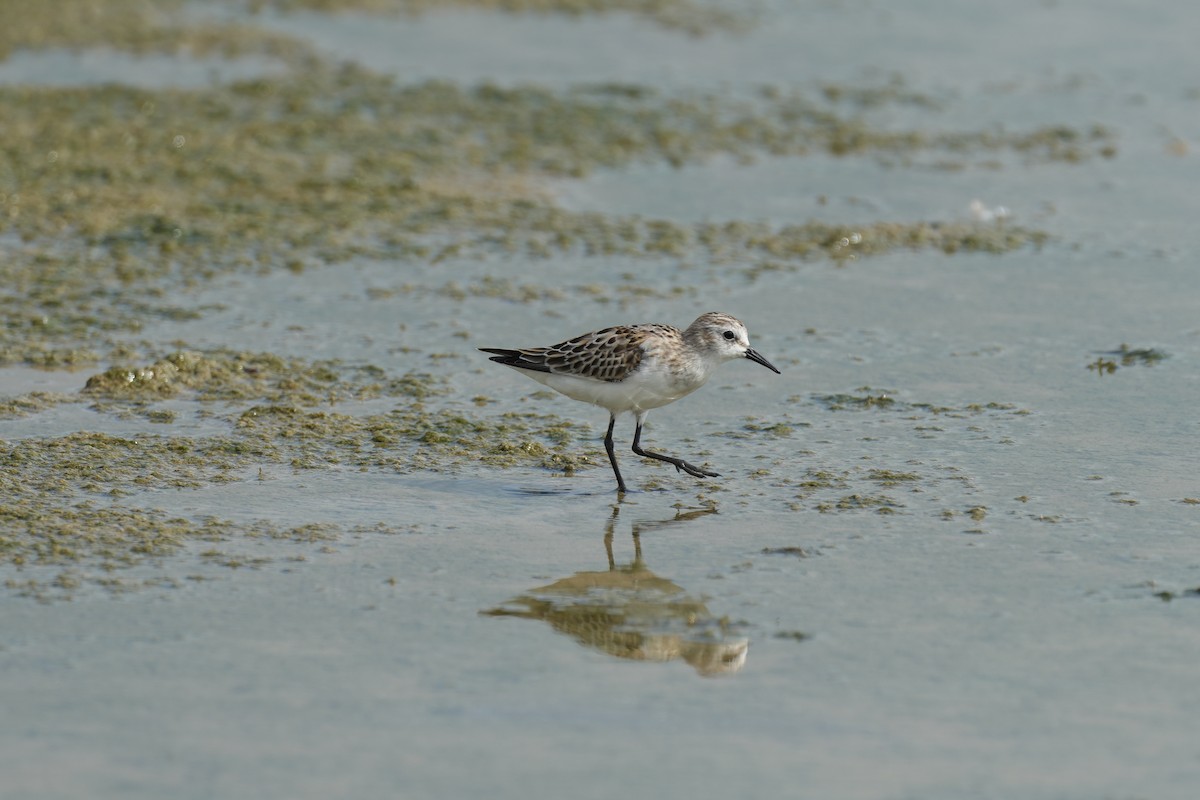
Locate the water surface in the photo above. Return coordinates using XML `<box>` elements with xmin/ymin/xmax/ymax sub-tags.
<box><xmin>2</xmin><ymin>2</ymin><xmax>1199</xmax><ymax>798</ymax></box>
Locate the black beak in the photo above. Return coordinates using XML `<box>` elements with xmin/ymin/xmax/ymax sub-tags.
<box><xmin>745</xmin><ymin>347</ymin><xmax>781</xmax><ymax>374</ymax></box>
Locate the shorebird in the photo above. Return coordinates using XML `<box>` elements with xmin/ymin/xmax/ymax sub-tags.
<box><xmin>480</xmin><ymin>311</ymin><xmax>780</xmax><ymax>492</ymax></box>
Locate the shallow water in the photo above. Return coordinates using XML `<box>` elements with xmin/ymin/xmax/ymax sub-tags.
<box><xmin>3</xmin><ymin>1</ymin><xmax>1200</xmax><ymax>798</ymax></box>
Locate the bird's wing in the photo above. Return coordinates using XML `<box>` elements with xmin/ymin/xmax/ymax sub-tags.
<box><xmin>482</xmin><ymin>325</ymin><xmax>654</xmax><ymax>382</ymax></box>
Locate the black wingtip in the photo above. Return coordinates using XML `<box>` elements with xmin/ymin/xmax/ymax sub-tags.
<box><xmin>479</xmin><ymin>347</ymin><xmax>552</xmax><ymax>373</ymax></box>
<box><xmin>480</xmin><ymin>348</ymin><xmax>517</xmax><ymax>366</ymax></box>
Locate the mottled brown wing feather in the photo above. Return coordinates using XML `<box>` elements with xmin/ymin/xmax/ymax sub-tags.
<box><xmin>481</xmin><ymin>324</ymin><xmax>666</xmax><ymax>382</ymax></box>
<box><xmin>543</xmin><ymin>326</ymin><xmax>645</xmax><ymax>382</ymax></box>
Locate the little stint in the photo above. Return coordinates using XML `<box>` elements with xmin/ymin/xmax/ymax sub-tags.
<box><xmin>480</xmin><ymin>311</ymin><xmax>780</xmax><ymax>493</ymax></box>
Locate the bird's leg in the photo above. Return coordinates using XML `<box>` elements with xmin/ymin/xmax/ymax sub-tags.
<box><xmin>604</xmin><ymin>415</ymin><xmax>628</xmax><ymax>494</ymax></box>
<box><xmin>631</xmin><ymin>419</ymin><xmax>720</xmax><ymax>479</ymax></box>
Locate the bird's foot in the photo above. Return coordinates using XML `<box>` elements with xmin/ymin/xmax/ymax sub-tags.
<box><xmin>670</xmin><ymin>459</ymin><xmax>720</xmax><ymax>479</ymax></box>
<box><xmin>633</xmin><ymin>445</ymin><xmax>720</xmax><ymax>481</ymax></box>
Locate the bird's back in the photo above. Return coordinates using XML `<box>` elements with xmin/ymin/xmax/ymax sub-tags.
<box><xmin>483</xmin><ymin>323</ymin><xmax>682</xmax><ymax>383</ymax></box>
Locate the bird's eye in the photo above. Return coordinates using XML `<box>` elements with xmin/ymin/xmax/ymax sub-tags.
<box><xmin>723</xmin><ymin>330</ymin><xmax>735</xmax><ymax>341</ymax></box>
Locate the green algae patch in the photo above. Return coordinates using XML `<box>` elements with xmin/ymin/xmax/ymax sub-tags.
<box><xmin>1087</xmin><ymin>357</ymin><xmax>1118</xmax><ymax>375</ymax></box>
<box><xmin>0</xmin><ymin>73</ymin><xmax>1075</xmax><ymax>248</ymax></box>
<box><xmin>0</xmin><ymin>390</ymin><xmax>74</xmax><ymax>418</ymax></box>
<box><xmin>0</xmin><ymin>344</ymin><xmax>103</xmax><ymax>370</ymax></box>
<box><xmin>760</xmin><ymin>546</ymin><xmax>811</xmax><ymax>558</ymax></box>
<box><xmin>810</xmin><ymin>389</ymin><xmax>1029</xmax><ymax>417</ymax></box>
<box><xmin>1</xmin><ymin>69</ymin><xmax>1077</xmax><ymax>266</ymax></box>
<box><xmin>774</xmin><ymin>467</ymin><xmax>907</xmax><ymax>512</ymax></box>
<box><xmin>260</xmin><ymin>0</ymin><xmax>753</xmax><ymax>36</ymax></box>
<box><xmin>792</xmin><ymin>469</ymin><xmax>850</xmax><ymax>493</ymax></box>
<box><xmin>1</xmin><ymin>431</ymin><xmax>273</xmax><ymax>495</ymax></box>
<box><xmin>80</xmin><ymin>350</ymin><xmax>448</xmax><ymax>406</ymax></box>
<box><xmin>1106</xmin><ymin>344</ymin><xmax>1169</xmax><ymax>366</ymax></box>
<box><xmin>1087</xmin><ymin>344</ymin><xmax>1169</xmax><ymax>374</ymax></box>
<box><xmin>233</xmin><ymin>403</ymin><xmax>599</xmax><ymax>475</ymax></box>
<box><xmin>0</xmin><ymin>499</ymin><xmax>366</xmax><ymax>602</ymax></box>
<box><xmin>83</xmin><ymin>351</ymin><xmax>276</xmax><ymax>401</ymax></box>
<box><xmin>1148</xmin><ymin>585</ymin><xmax>1200</xmax><ymax>603</ymax></box>
<box><xmin>867</xmin><ymin>469</ymin><xmax>920</xmax><ymax>486</ymax></box>
<box><xmin>713</xmin><ymin>418</ymin><xmax>798</xmax><ymax>440</ymax></box>
<box><xmin>12</xmin><ymin>349</ymin><xmax>581</xmax><ymax>487</ymax></box>
<box><xmin>816</xmin><ymin>493</ymin><xmax>903</xmax><ymax>514</ymax></box>
<box><xmin>534</xmin><ymin>216</ymin><xmax>1048</xmax><ymax>269</ymax></box>
<box><xmin>0</xmin><ymin>501</ymin><xmax>228</xmax><ymax>569</ymax></box>
<box><xmin>0</xmin><ymin>0</ymin><xmax>315</xmax><ymax>63</ymax></box>
<box><xmin>748</xmin><ymin>421</ymin><xmax>794</xmax><ymax>438</ymax></box>
<box><xmin>812</xmin><ymin>390</ymin><xmax>898</xmax><ymax>411</ymax></box>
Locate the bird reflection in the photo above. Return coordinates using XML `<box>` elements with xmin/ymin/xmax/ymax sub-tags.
<box><xmin>482</xmin><ymin>504</ymin><xmax>749</xmax><ymax>676</ymax></box>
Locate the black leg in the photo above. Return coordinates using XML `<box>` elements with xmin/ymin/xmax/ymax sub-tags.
<box><xmin>631</xmin><ymin>421</ymin><xmax>720</xmax><ymax>479</ymax></box>
<box><xmin>604</xmin><ymin>415</ymin><xmax>628</xmax><ymax>494</ymax></box>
